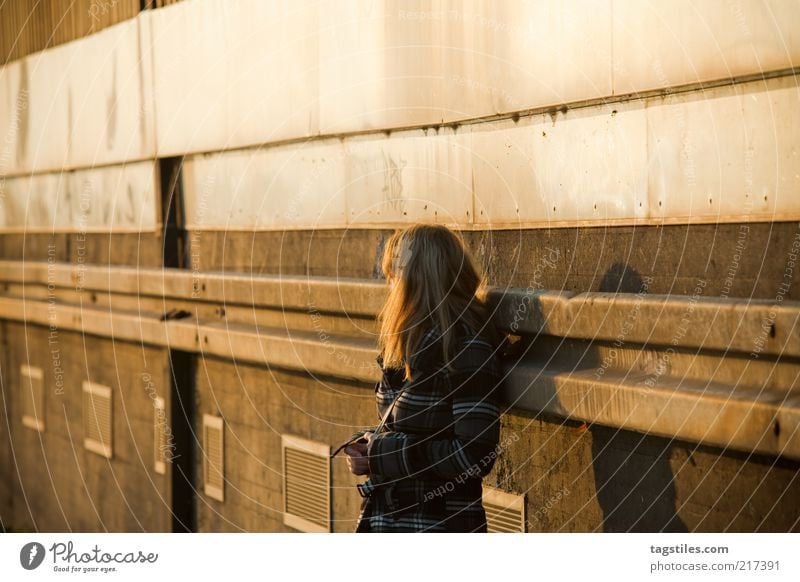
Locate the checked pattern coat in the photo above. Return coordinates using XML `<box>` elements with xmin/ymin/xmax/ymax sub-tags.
<box><xmin>352</xmin><ymin>322</ymin><xmax>503</xmax><ymax>532</ymax></box>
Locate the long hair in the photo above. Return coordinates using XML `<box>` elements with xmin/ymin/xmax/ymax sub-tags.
<box><xmin>377</xmin><ymin>224</ymin><xmax>499</xmax><ymax>380</ymax></box>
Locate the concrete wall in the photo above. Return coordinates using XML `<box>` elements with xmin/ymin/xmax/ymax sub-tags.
<box><xmin>194</xmin><ymin>358</ymin><xmax>372</xmax><ymax>533</ymax></box>
<box><xmin>499</xmin><ymin>411</ymin><xmax>800</xmax><ymax>533</ymax></box>
<box><xmin>1</xmin><ymin>323</ymin><xmax>172</xmax><ymax>532</ymax></box>
<box><xmin>190</xmin><ymin>358</ymin><xmax>800</xmax><ymax>533</ymax></box>
<box><xmin>0</xmin><ymin>322</ymin><xmax>12</xmax><ymax>530</ymax></box>
<box><xmin>186</xmin><ymin>222</ymin><xmax>800</xmax><ymax>301</ymax></box>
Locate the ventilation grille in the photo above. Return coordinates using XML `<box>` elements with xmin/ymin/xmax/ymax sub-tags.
<box><xmin>483</xmin><ymin>486</ymin><xmax>526</xmax><ymax>533</ymax></box>
<box><xmin>282</xmin><ymin>435</ymin><xmax>331</xmax><ymax>533</ymax></box>
<box><xmin>153</xmin><ymin>397</ymin><xmax>167</xmax><ymax>475</ymax></box>
<box><xmin>21</xmin><ymin>365</ymin><xmax>45</xmax><ymax>432</ymax></box>
<box><xmin>202</xmin><ymin>414</ymin><xmax>224</xmax><ymax>501</ymax></box>
<box><xmin>82</xmin><ymin>381</ymin><xmax>113</xmax><ymax>458</ymax></box>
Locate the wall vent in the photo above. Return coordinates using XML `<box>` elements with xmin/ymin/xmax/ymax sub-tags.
<box><xmin>20</xmin><ymin>365</ymin><xmax>45</xmax><ymax>432</ymax></box>
<box><xmin>282</xmin><ymin>434</ymin><xmax>331</xmax><ymax>533</ymax></box>
<box><xmin>483</xmin><ymin>486</ymin><xmax>526</xmax><ymax>533</ymax></box>
<box><xmin>153</xmin><ymin>397</ymin><xmax>167</xmax><ymax>475</ymax></box>
<box><xmin>82</xmin><ymin>381</ymin><xmax>113</xmax><ymax>458</ymax></box>
<box><xmin>202</xmin><ymin>414</ymin><xmax>224</xmax><ymax>501</ymax></box>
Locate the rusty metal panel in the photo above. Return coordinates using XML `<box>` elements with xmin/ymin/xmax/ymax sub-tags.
<box><xmin>182</xmin><ymin>127</ymin><xmax>473</xmax><ymax>230</ymax></box>
<box><xmin>67</xmin><ymin>17</ymin><xmax>157</xmax><ymax>170</ymax></box>
<box><xmin>0</xmin><ymin>60</ymin><xmax>24</xmax><ymax>177</ymax></box>
<box><xmin>613</xmin><ymin>0</ymin><xmax>800</xmax><ymax>95</ymax></box>
<box><xmin>16</xmin><ymin>48</ymin><xmax>72</xmax><ymax>174</ymax></box>
<box><xmin>0</xmin><ymin>160</ymin><xmax>159</xmax><ymax>232</ymax></box>
<box><xmin>471</xmin><ymin>102</ymin><xmax>648</xmax><ymax>228</ymax></box>
<box><xmin>182</xmin><ymin>138</ymin><xmax>348</xmax><ymax>230</ymax></box>
<box><xmin>646</xmin><ymin>74</ymin><xmax>800</xmax><ymax>222</ymax></box>
<box><xmin>344</xmin><ymin>128</ymin><xmax>473</xmax><ymax>227</ymax></box>
<box><xmin>0</xmin><ymin>16</ymin><xmax>155</xmax><ymax>175</ymax></box>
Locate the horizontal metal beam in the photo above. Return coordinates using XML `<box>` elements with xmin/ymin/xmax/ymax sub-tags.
<box><xmin>3</xmin><ymin>260</ymin><xmax>797</xmax><ymax>358</ymax></box>
<box><xmin>0</xmin><ymin>296</ymin><xmax>380</xmax><ymax>385</ymax></box>
<box><xmin>489</xmin><ymin>289</ymin><xmax>800</xmax><ymax>359</ymax></box>
<box><xmin>2</xmin><ymin>260</ymin><xmax>799</xmax><ymax>460</ymax></box>
<box><xmin>0</xmin><ymin>260</ymin><xmax>386</xmax><ymax>317</ymax></box>
<box><xmin>504</xmin><ymin>362</ymin><xmax>800</xmax><ymax>460</ymax></box>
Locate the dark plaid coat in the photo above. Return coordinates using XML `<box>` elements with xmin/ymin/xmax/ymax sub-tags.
<box><xmin>351</xmin><ymin>322</ymin><xmax>503</xmax><ymax>533</ymax></box>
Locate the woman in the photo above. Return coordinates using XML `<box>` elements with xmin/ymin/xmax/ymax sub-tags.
<box><xmin>343</xmin><ymin>223</ymin><xmax>504</xmax><ymax>533</ymax></box>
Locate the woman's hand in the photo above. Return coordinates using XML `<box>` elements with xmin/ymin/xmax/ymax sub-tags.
<box><xmin>344</xmin><ymin>432</ymin><xmax>373</xmax><ymax>476</ymax></box>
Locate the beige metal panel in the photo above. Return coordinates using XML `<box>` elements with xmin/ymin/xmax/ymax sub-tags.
<box><xmin>0</xmin><ymin>172</ymin><xmax>64</xmax><ymax>230</ymax></box>
<box><xmin>319</xmin><ymin>1</ymin><xmax>612</xmax><ymax>134</ymax></box>
<box><xmin>440</xmin><ymin>0</ymin><xmax>613</xmax><ymax>120</ymax></box>
<box><xmin>18</xmin><ymin>47</ymin><xmax>72</xmax><ymax>174</ymax></box>
<box><xmin>0</xmin><ymin>60</ymin><xmax>24</xmax><ymax>177</ymax></box>
<box><xmin>318</xmin><ymin>0</ymin><xmax>445</xmax><ymax>134</ymax></box>
<box><xmin>646</xmin><ymin>74</ymin><xmax>800</xmax><ymax>221</ymax></box>
<box><xmin>184</xmin><ymin>73</ymin><xmax>797</xmax><ymax>231</ymax></box>
<box><xmin>222</xmin><ymin>0</ymin><xmax>319</xmax><ymax>148</ymax></box>
<box><xmin>137</xmin><ymin>12</ymin><xmax>157</xmax><ymax>159</ymax></box>
<box><xmin>0</xmin><ymin>17</ymin><xmax>155</xmax><ymax>175</ymax></box>
<box><xmin>0</xmin><ymin>160</ymin><xmax>158</xmax><ymax>232</ymax></box>
<box><xmin>613</xmin><ymin>0</ymin><xmax>800</xmax><ymax>95</ymax></box>
<box><xmin>182</xmin><ymin>138</ymin><xmax>348</xmax><ymax>230</ymax></box>
<box><xmin>472</xmin><ymin>101</ymin><xmax>648</xmax><ymax>228</ymax></box>
<box><xmin>149</xmin><ymin>0</ymin><xmax>230</xmax><ymax>156</ymax></box>
<box><xmin>345</xmin><ymin>128</ymin><xmax>473</xmax><ymax>227</ymax></box>
<box><xmin>152</xmin><ymin>0</ymin><xmax>319</xmax><ymax>157</ymax></box>
<box><xmin>67</xmin><ymin>17</ymin><xmax>156</xmax><ymax>169</ymax></box>
<box><xmin>183</xmin><ymin>127</ymin><xmax>473</xmax><ymax>230</ymax></box>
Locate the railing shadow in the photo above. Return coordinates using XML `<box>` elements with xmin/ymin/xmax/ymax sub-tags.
<box><xmin>493</xmin><ymin>261</ymin><xmax>689</xmax><ymax>532</ymax></box>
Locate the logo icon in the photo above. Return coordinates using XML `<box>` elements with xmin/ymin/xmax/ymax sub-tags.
<box><xmin>20</xmin><ymin>542</ymin><xmax>45</xmax><ymax>570</ymax></box>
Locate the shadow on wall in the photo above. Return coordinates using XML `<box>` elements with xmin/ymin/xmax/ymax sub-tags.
<box><xmin>591</xmin><ymin>262</ymin><xmax>688</xmax><ymax>532</ymax></box>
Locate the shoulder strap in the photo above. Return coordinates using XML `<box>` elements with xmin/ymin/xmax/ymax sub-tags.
<box><xmin>373</xmin><ymin>383</ymin><xmax>410</xmax><ymax>435</ymax></box>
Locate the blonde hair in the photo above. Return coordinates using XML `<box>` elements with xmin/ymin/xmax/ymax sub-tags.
<box><xmin>377</xmin><ymin>223</ymin><xmax>498</xmax><ymax>380</ymax></box>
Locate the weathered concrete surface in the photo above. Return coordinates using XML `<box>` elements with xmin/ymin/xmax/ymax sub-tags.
<box><xmin>496</xmin><ymin>410</ymin><xmax>800</xmax><ymax>532</ymax></box>
<box><xmin>194</xmin><ymin>357</ymin><xmax>375</xmax><ymax>533</ymax></box>
<box><xmin>190</xmin><ymin>357</ymin><xmax>800</xmax><ymax>532</ymax></box>
<box><xmin>0</xmin><ymin>321</ymin><xmax>12</xmax><ymax>530</ymax></box>
<box><xmin>1</xmin><ymin>323</ymin><xmax>172</xmax><ymax>532</ymax></box>
<box><xmin>186</xmin><ymin>222</ymin><xmax>800</xmax><ymax>301</ymax></box>
<box><xmin>0</xmin><ymin>233</ymin><xmax>164</xmax><ymax>267</ymax></box>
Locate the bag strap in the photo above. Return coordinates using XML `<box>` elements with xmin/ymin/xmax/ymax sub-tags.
<box><xmin>373</xmin><ymin>383</ymin><xmax>410</xmax><ymax>435</ymax></box>
<box><xmin>329</xmin><ymin>383</ymin><xmax>409</xmax><ymax>458</ymax></box>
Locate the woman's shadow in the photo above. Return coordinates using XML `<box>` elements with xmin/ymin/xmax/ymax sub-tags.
<box><xmin>590</xmin><ymin>263</ymin><xmax>688</xmax><ymax>532</ymax></box>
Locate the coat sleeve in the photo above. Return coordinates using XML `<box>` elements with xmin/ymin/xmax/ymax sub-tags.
<box><xmin>366</xmin><ymin>337</ymin><xmax>502</xmax><ymax>481</ymax></box>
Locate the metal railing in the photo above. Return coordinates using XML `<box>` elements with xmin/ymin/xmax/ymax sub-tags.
<box><xmin>1</xmin><ymin>259</ymin><xmax>797</xmax><ymax>460</ymax></box>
